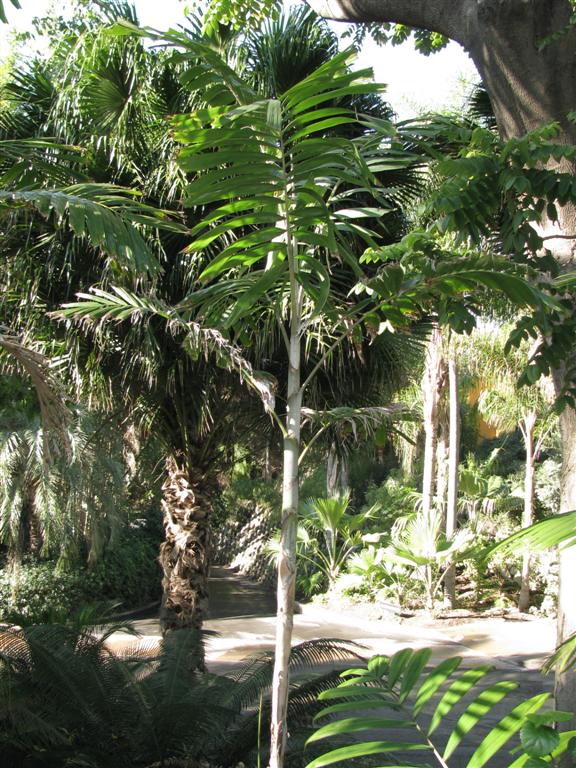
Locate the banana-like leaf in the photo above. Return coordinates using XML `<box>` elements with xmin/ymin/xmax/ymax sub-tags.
<box><xmin>305</xmin><ymin>648</ymin><xmax>559</xmax><ymax>768</ymax></box>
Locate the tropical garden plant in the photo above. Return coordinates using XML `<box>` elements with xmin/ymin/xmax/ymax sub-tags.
<box><xmin>305</xmin><ymin>647</ymin><xmax>576</xmax><ymax>768</ymax></box>
<box><xmin>0</xmin><ymin>616</ymin><xmax>360</xmax><ymax>768</ymax></box>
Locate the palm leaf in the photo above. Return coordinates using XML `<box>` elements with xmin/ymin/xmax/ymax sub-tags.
<box><xmin>0</xmin><ymin>0</ymin><xmax>20</xmax><ymax>24</ymax></box>
<box><xmin>0</xmin><ymin>186</ymin><xmax>165</xmax><ymax>274</ymax></box>
<box><xmin>306</xmin><ymin>648</ymin><xmax>561</xmax><ymax>768</ymax></box>
<box><xmin>482</xmin><ymin>510</ymin><xmax>576</xmax><ymax>560</ymax></box>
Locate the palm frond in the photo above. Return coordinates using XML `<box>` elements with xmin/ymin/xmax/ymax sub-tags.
<box><xmin>0</xmin><ymin>327</ymin><xmax>71</xmax><ymax>459</ymax></box>
<box><xmin>0</xmin><ymin>0</ymin><xmax>20</xmax><ymax>24</ymax></box>
<box><xmin>483</xmin><ymin>510</ymin><xmax>576</xmax><ymax>559</ymax></box>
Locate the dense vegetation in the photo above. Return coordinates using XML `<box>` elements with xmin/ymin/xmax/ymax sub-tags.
<box><xmin>0</xmin><ymin>2</ymin><xmax>575</xmax><ymax>767</ymax></box>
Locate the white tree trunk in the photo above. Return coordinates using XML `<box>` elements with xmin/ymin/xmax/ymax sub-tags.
<box><xmin>269</xmin><ymin>262</ymin><xmax>302</xmax><ymax>768</ymax></box>
<box><xmin>421</xmin><ymin>326</ymin><xmax>444</xmax><ymax>515</ymax></box>
<box><xmin>444</xmin><ymin>353</ymin><xmax>460</xmax><ymax>608</ymax></box>
<box><xmin>519</xmin><ymin>414</ymin><xmax>537</xmax><ymax>612</ymax></box>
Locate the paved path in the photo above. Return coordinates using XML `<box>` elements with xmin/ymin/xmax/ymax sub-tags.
<box><xmin>108</xmin><ymin>566</ymin><xmax>557</xmax><ymax>766</ymax></box>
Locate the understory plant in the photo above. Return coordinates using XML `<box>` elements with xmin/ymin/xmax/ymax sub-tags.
<box><xmin>361</xmin><ymin>507</ymin><xmax>476</xmax><ymax>611</ymax></box>
<box><xmin>299</xmin><ymin>493</ymin><xmax>376</xmax><ymax>591</ymax></box>
<box><xmin>305</xmin><ymin>647</ymin><xmax>576</xmax><ymax>768</ymax></box>
<box><xmin>0</xmin><ymin>620</ymin><xmax>360</xmax><ymax>768</ymax></box>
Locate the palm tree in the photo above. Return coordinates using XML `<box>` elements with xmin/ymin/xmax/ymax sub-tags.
<box><xmin>460</xmin><ymin>324</ymin><xmax>557</xmax><ymax>611</ymax></box>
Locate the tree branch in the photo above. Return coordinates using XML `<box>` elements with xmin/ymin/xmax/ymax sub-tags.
<box><xmin>306</xmin><ymin>0</ymin><xmax>467</xmax><ymax>43</ymax></box>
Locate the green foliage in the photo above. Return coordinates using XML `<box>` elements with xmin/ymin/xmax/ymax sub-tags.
<box><xmin>0</xmin><ymin>531</ymin><xmax>161</xmax><ymax>623</ymax></box>
<box><xmin>361</xmin><ymin>474</ymin><xmax>419</xmax><ymax>528</ymax></box>
<box><xmin>0</xmin><ymin>0</ymin><xmax>20</xmax><ymax>24</ymax></box>
<box><xmin>0</xmin><ymin>619</ymin><xmax>359</xmax><ymax>768</ymax></box>
<box><xmin>299</xmin><ymin>493</ymin><xmax>374</xmax><ymax>590</ymax></box>
<box><xmin>484</xmin><ymin>510</ymin><xmax>576</xmax><ymax>560</ymax></box>
<box><xmin>306</xmin><ymin>648</ymin><xmax>575</xmax><ymax>768</ymax></box>
<box><xmin>217</xmin><ymin>460</ymin><xmax>281</xmax><ymax>524</ymax></box>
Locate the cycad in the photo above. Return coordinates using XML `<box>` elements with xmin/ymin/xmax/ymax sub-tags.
<box><xmin>0</xmin><ymin>618</ymin><xmax>361</xmax><ymax>768</ymax></box>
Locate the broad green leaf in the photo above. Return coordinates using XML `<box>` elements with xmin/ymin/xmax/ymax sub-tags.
<box><xmin>307</xmin><ymin>716</ymin><xmax>414</xmax><ymax>744</ymax></box>
<box><xmin>413</xmin><ymin>656</ymin><xmax>462</xmax><ymax>716</ymax></box>
<box><xmin>484</xmin><ymin>512</ymin><xmax>576</xmax><ymax>560</ymax></box>
<box><xmin>388</xmin><ymin>648</ymin><xmax>414</xmax><ymax>687</ymax></box>
<box><xmin>428</xmin><ymin>666</ymin><xmax>492</xmax><ymax>735</ymax></box>
<box><xmin>443</xmin><ymin>681</ymin><xmax>518</xmax><ymax>759</ymax></box>
<box><xmin>318</xmin><ymin>685</ymin><xmax>394</xmax><ymax>701</ymax></box>
<box><xmin>520</xmin><ymin>722</ymin><xmax>560</xmax><ymax>757</ymax></box>
<box><xmin>466</xmin><ymin>693</ymin><xmax>550</xmax><ymax>768</ymax></box>
<box><xmin>314</xmin><ymin>698</ymin><xmax>401</xmax><ymax>722</ymax></box>
<box><xmin>305</xmin><ymin>740</ymin><xmax>430</xmax><ymax>768</ymax></box>
<box><xmin>398</xmin><ymin>648</ymin><xmax>432</xmax><ymax>703</ymax></box>
<box><xmin>367</xmin><ymin>655</ymin><xmax>390</xmax><ymax>678</ymax></box>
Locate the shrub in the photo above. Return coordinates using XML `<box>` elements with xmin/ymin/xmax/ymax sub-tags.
<box><xmin>0</xmin><ymin>530</ymin><xmax>161</xmax><ymax>623</ymax></box>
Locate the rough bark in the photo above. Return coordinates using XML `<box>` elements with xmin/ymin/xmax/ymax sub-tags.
<box><xmin>554</xmin><ymin>398</ymin><xmax>576</xmax><ymax>722</ymax></box>
<box><xmin>519</xmin><ymin>412</ymin><xmax>537</xmax><ymax>612</ymax></box>
<box><xmin>326</xmin><ymin>441</ymin><xmax>349</xmax><ymax>497</ymax></box>
<box><xmin>159</xmin><ymin>456</ymin><xmax>211</xmax><ymax>634</ymax></box>
<box><xmin>307</xmin><ymin>1</ymin><xmax>576</xmax><ymax>249</ymax></box>
<box><xmin>444</xmin><ymin>352</ymin><xmax>460</xmax><ymax>608</ymax></box>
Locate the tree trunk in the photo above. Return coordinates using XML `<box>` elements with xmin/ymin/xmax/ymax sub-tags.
<box><xmin>444</xmin><ymin>352</ymin><xmax>460</xmax><ymax>608</ymax></box>
<box><xmin>519</xmin><ymin>413</ymin><xmax>537</xmax><ymax>612</ymax></box>
<box><xmin>554</xmin><ymin>400</ymin><xmax>576</xmax><ymax>721</ymax></box>
<box><xmin>421</xmin><ymin>325</ymin><xmax>444</xmax><ymax>515</ymax></box>
<box><xmin>159</xmin><ymin>456</ymin><xmax>211</xmax><ymax>634</ymax></box>
<box><xmin>436</xmin><ymin>381</ymin><xmax>449</xmax><ymax>515</ymax></box>
<box><xmin>326</xmin><ymin>441</ymin><xmax>349</xmax><ymax>497</ymax></box>
<box><xmin>269</xmin><ymin>325</ymin><xmax>302</xmax><ymax>768</ymax></box>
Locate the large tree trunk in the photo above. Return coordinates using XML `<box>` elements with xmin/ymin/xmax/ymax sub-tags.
<box><xmin>159</xmin><ymin>456</ymin><xmax>211</xmax><ymax>633</ymax></box>
<box><xmin>519</xmin><ymin>412</ymin><xmax>537</xmax><ymax>612</ymax></box>
<box><xmin>554</xmin><ymin>388</ymin><xmax>576</xmax><ymax>722</ymax></box>
<box><xmin>309</xmin><ymin>0</ymin><xmax>576</xmax><ymax>734</ymax></box>
<box><xmin>444</xmin><ymin>351</ymin><xmax>460</xmax><ymax>608</ymax></box>
<box><xmin>269</xmin><ymin>325</ymin><xmax>302</xmax><ymax>768</ymax></box>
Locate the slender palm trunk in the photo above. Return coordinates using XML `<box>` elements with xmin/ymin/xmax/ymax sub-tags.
<box><xmin>159</xmin><ymin>456</ymin><xmax>211</xmax><ymax>634</ymax></box>
<box><xmin>326</xmin><ymin>442</ymin><xmax>349</xmax><ymax>497</ymax></box>
<box><xmin>421</xmin><ymin>326</ymin><xmax>444</xmax><ymax>515</ymax></box>
<box><xmin>444</xmin><ymin>353</ymin><xmax>460</xmax><ymax>608</ymax></box>
<box><xmin>518</xmin><ymin>413</ymin><xmax>537</xmax><ymax>612</ymax></box>
<box><xmin>270</xmin><ymin>325</ymin><xmax>302</xmax><ymax>768</ymax></box>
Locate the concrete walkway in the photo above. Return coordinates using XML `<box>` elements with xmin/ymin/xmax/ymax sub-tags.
<box><xmin>111</xmin><ymin>565</ymin><xmax>556</xmax><ymax>673</ymax></box>
<box><xmin>104</xmin><ymin>566</ymin><xmax>557</xmax><ymax>767</ymax></box>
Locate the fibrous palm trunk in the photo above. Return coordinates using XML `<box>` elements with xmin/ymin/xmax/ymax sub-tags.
<box><xmin>421</xmin><ymin>325</ymin><xmax>446</xmax><ymax>516</ymax></box>
<box><xmin>159</xmin><ymin>456</ymin><xmax>211</xmax><ymax>633</ymax></box>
